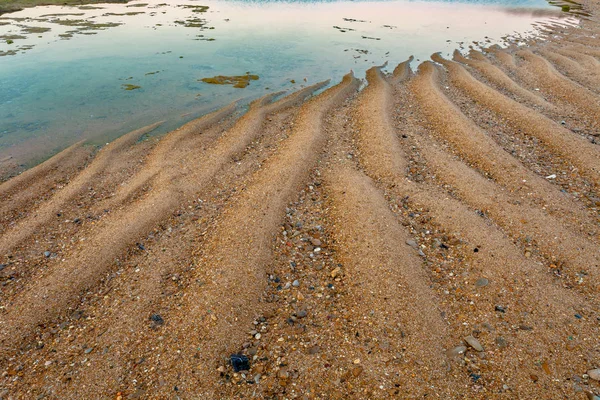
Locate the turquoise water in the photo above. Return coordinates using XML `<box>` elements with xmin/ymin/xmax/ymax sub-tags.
<box><xmin>0</xmin><ymin>0</ymin><xmax>575</xmax><ymax>172</ymax></box>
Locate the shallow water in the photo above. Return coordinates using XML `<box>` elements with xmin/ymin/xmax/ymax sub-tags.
<box><xmin>0</xmin><ymin>0</ymin><xmax>576</xmax><ymax>172</ymax></box>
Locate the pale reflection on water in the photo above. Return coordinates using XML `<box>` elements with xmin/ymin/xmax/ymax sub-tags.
<box><xmin>0</xmin><ymin>0</ymin><xmax>575</xmax><ymax>173</ymax></box>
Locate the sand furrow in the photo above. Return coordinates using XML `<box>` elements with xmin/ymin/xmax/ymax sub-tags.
<box><xmin>355</xmin><ymin>66</ymin><xmax>406</xmax><ymax>180</ymax></box>
<box><xmin>431</xmin><ymin>53</ymin><xmax>600</xmax><ymax>185</ymax></box>
<box><xmin>0</xmin><ymin>141</ymin><xmax>85</xmax><ymax>200</ymax></box>
<box><xmin>0</xmin><ymin>142</ymin><xmax>93</xmax><ymax>219</ymax></box>
<box><xmin>18</xmin><ymin>107</ymin><xmax>302</xmax><ymax>398</ymax></box>
<box><xmin>487</xmin><ymin>46</ymin><xmax>518</xmax><ymax>69</ymax></box>
<box><xmin>325</xmin><ymin>163</ymin><xmax>449</xmax><ymax>385</ymax></box>
<box><xmin>353</xmin><ymin>67</ymin><xmax>599</xmax><ymax>396</ymax></box>
<box><xmin>516</xmin><ymin>49</ymin><xmax>600</xmax><ymax>126</ymax></box>
<box><xmin>409</xmin><ymin>61</ymin><xmax>595</xmax><ymax>232</ymax></box>
<box><xmin>411</xmin><ymin>137</ymin><xmax>600</xmax><ymax>286</ymax></box>
<box><xmin>133</xmin><ymin>73</ymin><xmax>359</xmax><ymax>397</ymax></box>
<box><xmin>537</xmin><ymin>48</ymin><xmax>600</xmax><ymax>90</ymax></box>
<box><xmin>555</xmin><ymin>46</ymin><xmax>600</xmax><ymax>69</ymax></box>
<box><xmin>0</xmin><ymin>121</ymin><xmax>163</xmax><ymax>255</ymax></box>
<box><xmin>0</xmin><ymin>86</ymin><xmax>327</xmax><ymax>352</ymax></box>
<box><xmin>452</xmin><ymin>50</ymin><xmax>556</xmax><ymax>111</ymax></box>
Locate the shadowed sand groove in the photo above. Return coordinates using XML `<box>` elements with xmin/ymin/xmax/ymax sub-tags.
<box><xmin>355</xmin><ymin>66</ymin><xmax>406</xmax><ymax>180</ymax></box>
<box><xmin>353</xmin><ymin>62</ymin><xmax>600</xmax><ymax>397</ymax></box>
<box><xmin>0</xmin><ymin>85</ymin><xmax>328</xmax><ymax>352</ymax></box>
<box><xmin>409</xmin><ymin>61</ymin><xmax>595</xmax><ymax>232</ymax></box>
<box><xmin>431</xmin><ymin>53</ymin><xmax>600</xmax><ymax>185</ymax></box>
<box><xmin>451</xmin><ymin>50</ymin><xmax>557</xmax><ymax>111</ymax></box>
<box><xmin>537</xmin><ymin>48</ymin><xmax>600</xmax><ymax>91</ymax></box>
<box><xmin>0</xmin><ymin>121</ymin><xmax>164</xmax><ymax>256</ymax></box>
<box><xmin>0</xmin><ymin>141</ymin><xmax>92</xmax><ymax>219</ymax></box>
<box><xmin>325</xmin><ymin>164</ymin><xmax>449</xmax><ymax>387</ymax></box>
<box><xmin>516</xmin><ymin>49</ymin><xmax>600</xmax><ymax>129</ymax></box>
<box><xmin>121</xmin><ymin>73</ymin><xmax>359</xmax><ymax>397</ymax></box>
<box><xmin>1</xmin><ymin>7</ymin><xmax>600</xmax><ymax>398</ymax></box>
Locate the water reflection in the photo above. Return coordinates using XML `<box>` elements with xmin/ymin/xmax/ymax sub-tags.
<box><xmin>0</xmin><ymin>0</ymin><xmax>576</xmax><ymax>175</ymax></box>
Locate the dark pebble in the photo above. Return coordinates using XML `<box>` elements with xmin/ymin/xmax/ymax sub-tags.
<box><xmin>575</xmin><ymin>314</ymin><xmax>582</xmax><ymax>319</ymax></box>
<box><xmin>495</xmin><ymin>305</ymin><xmax>506</xmax><ymax>313</ymax></box>
<box><xmin>150</xmin><ymin>314</ymin><xmax>164</xmax><ymax>325</ymax></box>
<box><xmin>230</xmin><ymin>354</ymin><xmax>250</xmax><ymax>372</ymax></box>
<box><xmin>495</xmin><ymin>336</ymin><xmax>508</xmax><ymax>348</ymax></box>
<box><xmin>296</xmin><ymin>310</ymin><xmax>308</xmax><ymax>318</ymax></box>
<box><xmin>519</xmin><ymin>325</ymin><xmax>533</xmax><ymax>331</ymax></box>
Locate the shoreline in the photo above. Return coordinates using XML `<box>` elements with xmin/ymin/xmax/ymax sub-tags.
<box><xmin>0</xmin><ymin>0</ymin><xmax>131</xmax><ymax>16</ymax></box>
<box><xmin>0</xmin><ymin>0</ymin><xmax>599</xmax><ymax>398</ymax></box>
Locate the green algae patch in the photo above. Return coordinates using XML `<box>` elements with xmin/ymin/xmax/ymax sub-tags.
<box><xmin>179</xmin><ymin>5</ymin><xmax>209</xmax><ymax>13</ymax></box>
<box><xmin>104</xmin><ymin>11</ymin><xmax>144</xmax><ymax>16</ymax></box>
<box><xmin>20</xmin><ymin>25</ymin><xmax>51</xmax><ymax>34</ymax></box>
<box><xmin>200</xmin><ymin>74</ymin><xmax>259</xmax><ymax>89</ymax></box>
<box><xmin>122</xmin><ymin>84</ymin><xmax>141</xmax><ymax>90</ymax></box>
<box><xmin>126</xmin><ymin>3</ymin><xmax>147</xmax><ymax>7</ymax></box>
<box><xmin>78</xmin><ymin>6</ymin><xmax>105</xmax><ymax>10</ymax></box>
<box><xmin>174</xmin><ymin>17</ymin><xmax>210</xmax><ymax>29</ymax></box>
<box><xmin>40</xmin><ymin>12</ymin><xmax>84</xmax><ymax>17</ymax></box>
<box><xmin>49</xmin><ymin>19</ymin><xmax>122</xmax><ymax>29</ymax></box>
<box><xmin>1</xmin><ymin>1</ymin><xmax>126</xmax><ymax>16</ymax></box>
<box><xmin>1</xmin><ymin>34</ymin><xmax>25</xmax><ymax>43</ymax></box>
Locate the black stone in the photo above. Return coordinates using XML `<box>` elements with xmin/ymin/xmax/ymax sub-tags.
<box><xmin>230</xmin><ymin>354</ymin><xmax>250</xmax><ymax>372</ymax></box>
<box><xmin>150</xmin><ymin>314</ymin><xmax>164</xmax><ymax>325</ymax></box>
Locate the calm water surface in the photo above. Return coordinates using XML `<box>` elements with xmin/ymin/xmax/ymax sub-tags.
<box><xmin>0</xmin><ymin>0</ymin><xmax>577</xmax><ymax>172</ymax></box>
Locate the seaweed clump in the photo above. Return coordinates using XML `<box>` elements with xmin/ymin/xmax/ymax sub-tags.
<box><xmin>122</xmin><ymin>84</ymin><xmax>141</xmax><ymax>90</ymax></box>
<box><xmin>200</xmin><ymin>73</ymin><xmax>259</xmax><ymax>88</ymax></box>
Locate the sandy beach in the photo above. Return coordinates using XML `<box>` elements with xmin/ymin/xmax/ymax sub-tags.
<box><xmin>0</xmin><ymin>0</ymin><xmax>599</xmax><ymax>398</ymax></box>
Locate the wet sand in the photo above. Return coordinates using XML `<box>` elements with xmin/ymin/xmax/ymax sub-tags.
<box><xmin>0</xmin><ymin>1</ymin><xmax>599</xmax><ymax>399</ymax></box>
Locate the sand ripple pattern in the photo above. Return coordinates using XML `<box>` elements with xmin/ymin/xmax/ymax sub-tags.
<box><xmin>0</xmin><ymin>18</ymin><xmax>599</xmax><ymax>399</ymax></box>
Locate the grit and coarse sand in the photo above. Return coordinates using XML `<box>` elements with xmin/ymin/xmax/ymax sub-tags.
<box><xmin>0</xmin><ymin>1</ymin><xmax>599</xmax><ymax>399</ymax></box>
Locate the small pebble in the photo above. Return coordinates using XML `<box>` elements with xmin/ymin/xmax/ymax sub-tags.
<box><xmin>296</xmin><ymin>310</ymin><xmax>307</xmax><ymax>318</ymax></box>
<box><xmin>292</xmin><ymin>280</ymin><xmax>300</xmax><ymax>287</ymax></box>
<box><xmin>447</xmin><ymin>345</ymin><xmax>467</xmax><ymax>358</ymax></box>
<box><xmin>495</xmin><ymin>305</ymin><xmax>506</xmax><ymax>313</ymax></box>
<box><xmin>464</xmin><ymin>335</ymin><xmax>484</xmax><ymax>352</ymax></box>
<box><xmin>43</xmin><ymin>251</ymin><xmax>51</xmax><ymax>258</ymax></box>
<box><xmin>588</xmin><ymin>368</ymin><xmax>600</xmax><ymax>381</ymax></box>
<box><xmin>495</xmin><ymin>336</ymin><xmax>508</xmax><ymax>348</ymax></box>
<box><xmin>475</xmin><ymin>278</ymin><xmax>489</xmax><ymax>287</ymax></box>
<box><xmin>405</xmin><ymin>239</ymin><xmax>419</xmax><ymax>249</ymax></box>
<box><xmin>84</xmin><ymin>347</ymin><xmax>94</xmax><ymax>354</ymax></box>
